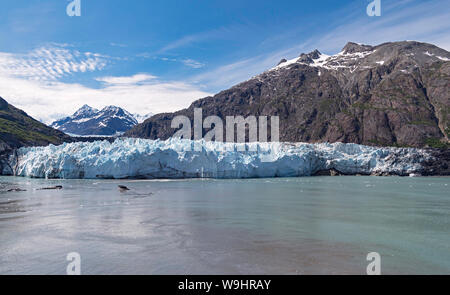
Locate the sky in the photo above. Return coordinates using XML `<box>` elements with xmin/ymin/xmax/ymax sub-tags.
<box><xmin>0</xmin><ymin>0</ymin><xmax>449</xmax><ymax>123</ymax></box>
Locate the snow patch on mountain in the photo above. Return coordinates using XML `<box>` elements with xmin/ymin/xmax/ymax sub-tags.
<box><xmin>133</xmin><ymin>112</ymin><xmax>154</xmax><ymax>123</ymax></box>
<box><xmin>270</xmin><ymin>48</ymin><xmax>378</xmax><ymax>73</ymax></box>
<box><xmin>73</xmin><ymin>104</ymin><xmax>98</xmax><ymax>118</ymax></box>
<box><xmin>424</xmin><ymin>51</ymin><xmax>450</xmax><ymax>61</ymax></box>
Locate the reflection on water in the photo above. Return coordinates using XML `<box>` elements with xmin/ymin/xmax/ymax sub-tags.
<box><xmin>0</xmin><ymin>176</ymin><xmax>449</xmax><ymax>274</ymax></box>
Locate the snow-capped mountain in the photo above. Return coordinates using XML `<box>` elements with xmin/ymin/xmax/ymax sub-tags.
<box><xmin>133</xmin><ymin>112</ymin><xmax>154</xmax><ymax>124</ymax></box>
<box><xmin>51</xmin><ymin>105</ymin><xmax>151</xmax><ymax>136</ymax></box>
<box><xmin>126</xmin><ymin>41</ymin><xmax>449</xmax><ymax>148</ymax></box>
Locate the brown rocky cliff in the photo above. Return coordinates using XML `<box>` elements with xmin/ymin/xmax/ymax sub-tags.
<box><xmin>125</xmin><ymin>41</ymin><xmax>450</xmax><ymax>148</ymax></box>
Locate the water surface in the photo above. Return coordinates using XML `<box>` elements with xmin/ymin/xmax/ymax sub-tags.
<box><xmin>0</xmin><ymin>176</ymin><xmax>448</xmax><ymax>274</ymax></box>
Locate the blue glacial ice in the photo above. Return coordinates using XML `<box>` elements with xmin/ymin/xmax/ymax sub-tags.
<box><xmin>7</xmin><ymin>138</ymin><xmax>430</xmax><ymax>179</ymax></box>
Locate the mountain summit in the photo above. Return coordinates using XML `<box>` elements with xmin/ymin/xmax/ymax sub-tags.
<box><xmin>72</xmin><ymin>104</ymin><xmax>98</xmax><ymax>118</ymax></box>
<box><xmin>125</xmin><ymin>41</ymin><xmax>449</xmax><ymax>148</ymax></box>
<box><xmin>51</xmin><ymin>105</ymin><xmax>152</xmax><ymax>136</ymax></box>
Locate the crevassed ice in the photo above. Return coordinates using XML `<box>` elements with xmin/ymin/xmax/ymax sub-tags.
<box><xmin>10</xmin><ymin>138</ymin><xmax>429</xmax><ymax>179</ymax></box>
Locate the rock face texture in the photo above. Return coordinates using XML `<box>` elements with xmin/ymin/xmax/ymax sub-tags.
<box><xmin>125</xmin><ymin>41</ymin><xmax>450</xmax><ymax>148</ymax></box>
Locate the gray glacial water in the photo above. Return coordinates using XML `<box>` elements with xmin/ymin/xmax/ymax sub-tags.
<box><xmin>0</xmin><ymin>176</ymin><xmax>449</xmax><ymax>274</ymax></box>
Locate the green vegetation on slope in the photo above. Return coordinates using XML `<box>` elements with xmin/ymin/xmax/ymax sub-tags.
<box><xmin>0</xmin><ymin>97</ymin><xmax>71</xmax><ymax>150</ymax></box>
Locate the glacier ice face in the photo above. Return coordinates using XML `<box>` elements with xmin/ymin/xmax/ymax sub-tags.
<box><xmin>9</xmin><ymin>138</ymin><xmax>431</xmax><ymax>179</ymax></box>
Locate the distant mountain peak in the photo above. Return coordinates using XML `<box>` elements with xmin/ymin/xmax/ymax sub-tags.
<box><xmin>133</xmin><ymin>112</ymin><xmax>154</xmax><ymax>123</ymax></box>
<box><xmin>342</xmin><ymin>42</ymin><xmax>373</xmax><ymax>54</ymax></box>
<box><xmin>51</xmin><ymin>105</ymin><xmax>152</xmax><ymax>136</ymax></box>
<box><xmin>277</xmin><ymin>58</ymin><xmax>288</xmax><ymax>66</ymax></box>
<box><xmin>298</xmin><ymin>49</ymin><xmax>322</xmax><ymax>64</ymax></box>
<box><xmin>102</xmin><ymin>105</ymin><xmax>120</xmax><ymax>111</ymax></box>
<box><xmin>79</xmin><ymin>104</ymin><xmax>93</xmax><ymax>109</ymax></box>
<box><xmin>73</xmin><ymin>104</ymin><xmax>98</xmax><ymax>118</ymax></box>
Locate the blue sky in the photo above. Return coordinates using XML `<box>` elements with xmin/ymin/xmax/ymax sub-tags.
<box><xmin>0</xmin><ymin>0</ymin><xmax>449</xmax><ymax>123</ymax></box>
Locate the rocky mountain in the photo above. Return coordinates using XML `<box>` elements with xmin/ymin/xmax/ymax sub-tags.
<box><xmin>125</xmin><ymin>41</ymin><xmax>449</xmax><ymax>149</ymax></box>
<box><xmin>133</xmin><ymin>112</ymin><xmax>154</xmax><ymax>124</ymax></box>
<box><xmin>0</xmin><ymin>97</ymin><xmax>71</xmax><ymax>153</ymax></box>
<box><xmin>51</xmin><ymin>105</ymin><xmax>148</xmax><ymax>136</ymax></box>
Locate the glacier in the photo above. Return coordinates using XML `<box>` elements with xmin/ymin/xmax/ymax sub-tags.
<box><xmin>4</xmin><ymin>138</ymin><xmax>432</xmax><ymax>179</ymax></box>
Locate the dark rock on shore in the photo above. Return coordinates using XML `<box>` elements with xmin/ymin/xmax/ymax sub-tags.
<box><xmin>421</xmin><ymin>148</ymin><xmax>450</xmax><ymax>176</ymax></box>
<box><xmin>313</xmin><ymin>169</ymin><xmax>347</xmax><ymax>176</ymax></box>
<box><xmin>38</xmin><ymin>185</ymin><xmax>63</xmax><ymax>190</ymax></box>
<box><xmin>6</xmin><ymin>188</ymin><xmax>27</xmax><ymax>192</ymax></box>
<box><xmin>118</xmin><ymin>185</ymin><xmax>130</xmax><ymax>192</ymax></box>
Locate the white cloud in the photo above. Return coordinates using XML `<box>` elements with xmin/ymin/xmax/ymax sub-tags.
<box><xmin>190</xmin><ymin>46</ymin><xmax>306</xmax><ymax>91</ymax></box>
<box><xmin>181</xmin><ymin>59</ymin><xmax>205</xmax><ymax>69</ymax></box>
<box><xmin>0</xmin><ymin>44</ymin><xmax>108</xmax><ymax>81</ymax></box>
<box><xmin>96</xmin><ymin>73</ymin><xmax>157</xmax><ymax>85</ymax></box>
<box><xmin>157</xmin><ymin>29</ymin><xmax>224</xmax><ymax>53</ymax></box>
<box><xmin>0</xmin><ymin>73</ymin><xmax>212</xmax><ymax>124</ymax></box>
<box><xmin>110</xmin><ymin>43</ymin><xmax>128</xmax><ymax>48</ymax></box>
<box><xmin>139</xmin><ymin>55</ymin><xmax>206</xmax><ymax>69</ymax></box>
<box><xmin>0</xmin><ymin>45</ymin><xmax>212</xmax><ymax>124</ymax></box>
